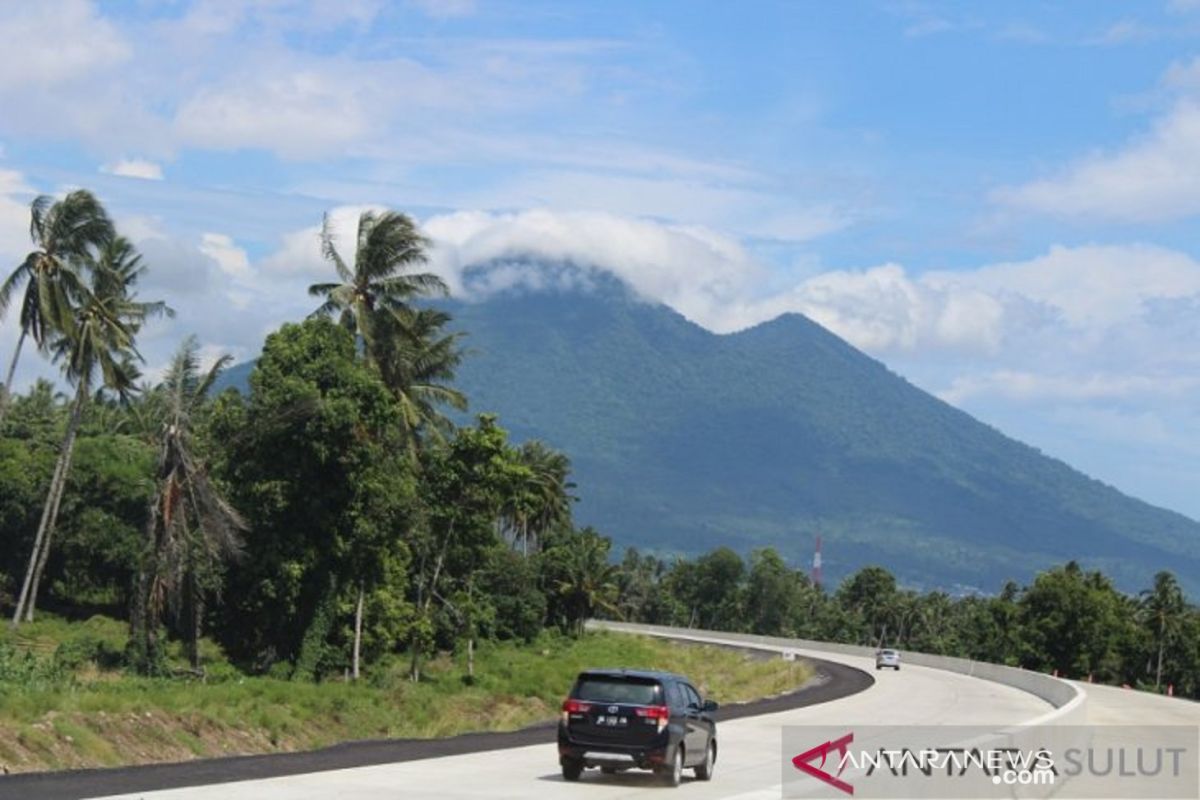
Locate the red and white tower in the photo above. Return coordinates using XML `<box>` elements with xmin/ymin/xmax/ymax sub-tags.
<box><xmin>811</xmin><ymin>534</ymin><xmax>823</xmax><ymax>589</ymax></box>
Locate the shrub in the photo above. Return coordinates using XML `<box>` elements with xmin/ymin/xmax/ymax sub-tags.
<box><xmin>0</xmin><ymin>642</ymin><xmax>68</xmax><ymax>688</ymax></box>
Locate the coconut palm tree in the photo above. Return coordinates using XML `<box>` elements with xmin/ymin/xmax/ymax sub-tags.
<box><xmin>130</xmin><ymin>336</ymin><xmax>246</xmax><ymax>673</ymax></box>
<box><xmin>12</xmin><ymin>237</ymin><xmax>169</xmax><ymax>626</ymax></box>
<box><xmin>549</xmin><ymin>528</ymin><xmax>620</xmax><ymax>636</ymax></box>
<box><xmin>501</xmin><ymin>442</ymin><xmax>576</xmax><ymax>556</ymax></box>
<box><xmin>372</xmin><ymin>307</ymin><xmax>466</xmax><ymax>451</ymax></box>
<box><xmin>307</xmin><ymin>210</ymin><xmax>446</xmax><ymax>365</ymax></box>
<box><xmin>1141</xmin><ymin>571</ymin><xmax>1186</xmax><ymax>691</ymax></box>
<box><xmin>519</xmin><ymin>441</ymin><xmax>575</xmax><ymax>553</ymax></box>
<box><xmin>0</xmin><ymin>191</ymin><xmax>114</xmax><ymax>423</ymax></box>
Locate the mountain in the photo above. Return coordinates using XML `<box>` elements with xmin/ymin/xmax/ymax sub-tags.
<box><xmin>215</xmin><ymin>273</ymin><xmax>1200</xmax><ymax>595</ymax></box>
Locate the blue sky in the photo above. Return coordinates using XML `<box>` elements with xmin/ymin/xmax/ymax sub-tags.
<box><xmin>4</xmin><ymin>1</ymin><xmax>1200</xmax><ymax>519</ymax></box>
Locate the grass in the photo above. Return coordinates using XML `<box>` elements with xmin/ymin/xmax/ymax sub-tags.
<box><xmin>0</xmin><ymin>614</ymin><xmax>811</xmax><ymax>774</ymax></box>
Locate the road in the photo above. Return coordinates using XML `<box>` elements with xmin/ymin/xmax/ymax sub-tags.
<box><xmin>86</xmin><ymin>646</ymin><xmax>1053</xmax><ymax>800</ymax></box>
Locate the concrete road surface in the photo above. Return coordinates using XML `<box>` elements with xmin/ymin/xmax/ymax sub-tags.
<box><xmin>88</xmin><ymin>648</ymin><xmax>1053</xmax><ymax>800</ymax></box>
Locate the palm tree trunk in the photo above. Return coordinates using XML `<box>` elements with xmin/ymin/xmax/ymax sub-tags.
<box><xmin>352</xmin><ymin>583</ymin><xmax>364</xmax><ymax>681</ymax></box>
<box><xmin>1155</xmin><ymin>640</ymin><xmax>1164</xmax><ymax>691</ymax></box>
<box><xmin>12</xmin><ymin>438</ymin><xmax>67</xmax><ymax>627</ymax></box>
<box><xmin>25</xmin><ymin>386</ymin><xmax>85</xmax><ymax>622</ymax></box>
<box><xmin>132</xmin><ymin>437</ymin><xmax>170</xmax><ymax>672</ymax></box>
<box><xmin>190</xmin><ymin>573</ymin><xmax>203</xmax><ymax>673</ymax></box>
<box><xmin>1155</xmin><ymin>614</ymin><xmax>1165</xmax><ymax>691</ymax></box>
<box><xmin>130</xmin><ymin>508</ymin><xmax>157</xmax><ymax>670</ymax></box>
<box><xmin>11</xmin><ymin>384</ymin><xmax>83</xmax><ymax>626</ymax></box>
<box><xmin>0</xmin><ymin>328</ymin><xmax>26</xmax><ymax>424</ymax></box>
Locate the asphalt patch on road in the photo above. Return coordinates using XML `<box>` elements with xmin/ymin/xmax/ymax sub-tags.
<box><xmin>0</xmin><ymin>654</ymin><xmax>872</xmax><ymax>800</ymax></box>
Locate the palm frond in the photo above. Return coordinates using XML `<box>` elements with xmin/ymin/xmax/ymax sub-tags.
<box><xmin>28</xmin><ymin>195</ymin><xmax>53</xmax><ymax>246</ymax></box>
<box><xmin>320</xmin><ymin>213</ymin><xmax>354</xmax><ymax>284</ymax></box>
<box><xmin>0</xmin><ymin>253</ymin><xmax>35</xmax><ymax>317</ymax></box>
<box><xmin>191</xmin><ymin>353</ymin><xmax>233</xmax><ymax>411</ymax></box>
<box><xmin>307</xmin><ymin>282</ymin><xmax>343</xmax><ymax>298</ymax></box>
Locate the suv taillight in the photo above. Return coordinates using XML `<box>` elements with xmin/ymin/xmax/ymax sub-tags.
<box><xmin>635</xmin><ymin>704</ymin><xmax>670</xmax><ymax>732</ymax></box>
<box><xmin>561</xmin><ymin>698</ymin><xmax>591</xmax><ymax>723</ymax></box>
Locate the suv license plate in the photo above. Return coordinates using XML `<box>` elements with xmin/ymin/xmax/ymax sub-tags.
<box><xmin>597</xmin><ymin>715</ymin><xmax>628</xmax><ymax>726</ymax></box>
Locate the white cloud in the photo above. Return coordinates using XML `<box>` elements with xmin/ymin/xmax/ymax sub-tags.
<box><xmin>939</xmin><ymin>371</ymin><xmax>1200</xmax><ymax>405</ymax></box>
<box><xmin>0</xmin><ymin>169</ymin><xmax>32</xmax><ymax>263</ymax></box>
<box><xmin>0</xmin><ymin>2</ymin><xmax>129</xmax><ymax>91</ymax></box>
<box><xmin>265</xmin><ymin>209</ymin><xmax>1200</xmax><ymax>366</ymax></box>
<box><xmin>101</xmin><ymin>158</ymin><xmax>165</xmax><ymax>181</ymax></box>
<box><xmin>198</xmin><ymin>233</ymin><xmax>251</xmax><ymax>280</ymax></box>
<box><xmin>927</xmin><ymin>243</ymin><xmax>1200</xmax><ymax>327</ymax></box>
<box><xmin>459</xmin><ymin>171</ymin><xmax>850</xmax><ymax>243</ymax></box>
<box><xmin>174</xmin><ymin>69</ymin><xmax>375</xmax><ymax>159</ymax></box>
<box><xmin>996</xmin><ymin>58</ymin><xmax>1200</xmax><ymax>222</ymax></box>
<box><xmin>727</xmin><ymin>263</ymin><xmax>1012</xmax><ymax>353</ymax></box>
<box><xmin>423</xmin><ymin>208</ymin><xmax>767</xmax><ymax>323</ymax></box>
<box><xmin>260</xmin><ymin>205</ymin><xmax>384</xmax><ymax>280</ymax></box>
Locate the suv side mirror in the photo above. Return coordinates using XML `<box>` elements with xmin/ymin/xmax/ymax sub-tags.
<box><xmin>702</xmin><ymin>699</ymin><xmax>718</xmax><ymax>713</ymax></box>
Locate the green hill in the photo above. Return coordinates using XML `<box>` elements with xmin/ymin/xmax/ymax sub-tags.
<box><xmin>216</xmin><ymin>273</ymin><xmax>1200</xmax><ymax>594</ymax></box>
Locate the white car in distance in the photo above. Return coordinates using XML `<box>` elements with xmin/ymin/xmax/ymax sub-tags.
<box><xmin>875</xmin><ymin>648</ymin><xmax>901</xmax><ymax>670</ymax></box>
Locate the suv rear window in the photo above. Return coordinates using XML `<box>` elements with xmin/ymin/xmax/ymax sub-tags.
<box><xmin>573</xmin><ymin>676</ymin><xmax>662</xmax><ymax>705</ymax></box>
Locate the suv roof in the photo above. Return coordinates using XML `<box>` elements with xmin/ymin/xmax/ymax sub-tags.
<box><xmin>578</xmin><ymin>668</ymin><xmax>688</xmax><ymax>683</ymax></box>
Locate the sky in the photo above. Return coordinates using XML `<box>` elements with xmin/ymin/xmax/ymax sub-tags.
<box><xmin>3</xmin><ymin>0</ymin><xmax>1200</xmax><ymax>519</ymax></box>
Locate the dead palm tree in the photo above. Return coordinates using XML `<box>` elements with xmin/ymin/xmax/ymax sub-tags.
<box><xmin>12</xmin><ymin>237</ymin><xmax>169</xmax><ymax>626</ymax></box>
<box><xmin>131</xmin><ymin>336</ymin><xmax>246</xmax><ymax>673</ymax></box>
<box><xmin>0</xmin><ymin>191</ymin><xmax>113</xmax><ymax>423</ymax></box>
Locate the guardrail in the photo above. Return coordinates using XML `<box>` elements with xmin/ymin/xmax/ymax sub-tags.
<box><xmin>588</xmin><ymin>620</ymin><xmax>1087</xmax><ymax>726</ymax></box>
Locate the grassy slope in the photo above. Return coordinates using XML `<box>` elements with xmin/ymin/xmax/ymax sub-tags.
<box><xmin>0</xmin><ymin>615</ymin><xmax>811</xmax><ymax>774</ymax></box>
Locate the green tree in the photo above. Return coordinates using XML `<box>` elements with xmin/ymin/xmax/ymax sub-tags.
<box><xmin>1018</xmin><ymin>562</ymin><xmax>1131</xmax><ymax>681</ymax></box>
<box><xmin>683</xmin><ymin>547</ymin><xmax>745</xmax><ymax>631</ymax></box>
<box><xmin>835</xmin><ymin>565</ymin><xmax>898</xmax><ymax>646</ymax></box>
<box><xmin>12</xmin><ymin>236</ymin><xmax>167</xmax><ymax>626</ymax></box>
<box><xmin>0</xmin><ymin>191</ymin><xmax>114</xmax><ymax>423</ymax></box>
<box><xmin>615</xmin><ymin>548</ymin><xmax>679</xmax><ymax>625</ymax></box>
<box><xmin>478</xmin><ymin>547</ymin><xmax>546</xmax><ymax>643</ymax></box>
<box><xmin>1140</xmin><ymin>571</ymin><xmax>1186</xmax><ymax>691</ymax></box>
<box><xmin>542</xmin><ymin>527</ymin><xmax>619</xmax><ymax>636</ymax></box>
<box><xmin>744</xmin><ymin>548</ymin><xmax>805</xmax><ymax>636</ymax></box>
<box><xmin>212</xmin><ymin>319</ymin><xmax>417</xmax><ymax>678</ymax></box>
<box><xmin>410</xmin><ymin>416</ymin><xmax>516</xmax><ymax>679</ymax></box>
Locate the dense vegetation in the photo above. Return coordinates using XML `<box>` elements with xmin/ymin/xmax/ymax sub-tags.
<box><xmin>0</xmin><ymin>188</ymin><xmax>1195</xmax><ymax>751</ymax></box>
<box><xmin>614</xmin><ymin>548</ymin><xmax>1200</xmax><ymax>698</ymax></box>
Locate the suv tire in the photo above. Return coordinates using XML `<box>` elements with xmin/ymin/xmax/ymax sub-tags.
<box><xmin>659</xmin><ymin>745</ymin><xmax>683</xmax><ymax>787</ymax></box>
<box><xmin>694</xmin><ymin>739</ymin><xmax>716</xmax><ymax>781</ymax></box>
<box><xmin>562</xmin><ymin>758</ymin><xmax>583</xmax><ymax>782</ymax></box>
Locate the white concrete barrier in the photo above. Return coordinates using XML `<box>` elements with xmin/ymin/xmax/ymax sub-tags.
<box><xmin>588</xmin><ymin>620</ymin><xmax>1087</xmax><ymax>727</ymax></box>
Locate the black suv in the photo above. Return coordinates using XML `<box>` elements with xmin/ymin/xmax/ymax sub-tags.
<box><xmin>557</xmin><ymin>668</ymin><xmax>718</xmax><ymax>786</ymax></box>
